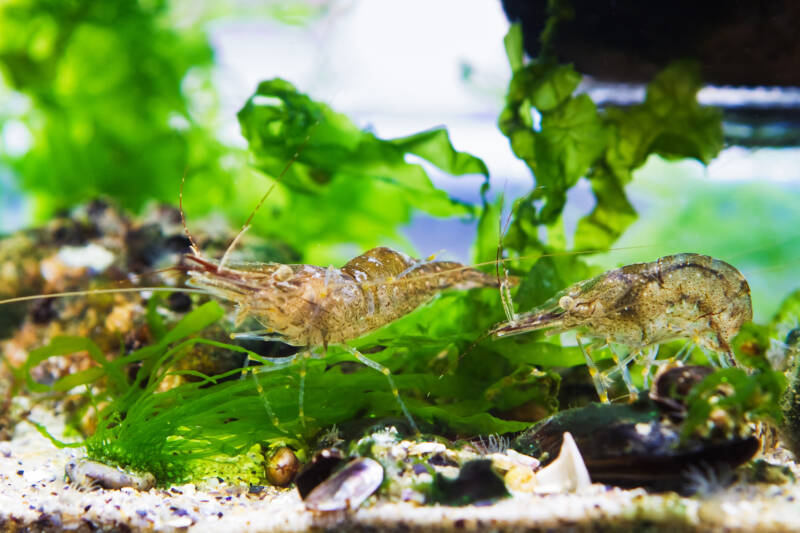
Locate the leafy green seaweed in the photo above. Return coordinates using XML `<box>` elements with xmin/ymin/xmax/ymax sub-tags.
<box><xmin>498</xmin><ymin>22</ymin><xmax>723</xmax><ymax>260</ymax></box>
<box><xmin>236</xmin><ymin>78</ymin><xmax>488</xmax><ymax>261</ymax></box>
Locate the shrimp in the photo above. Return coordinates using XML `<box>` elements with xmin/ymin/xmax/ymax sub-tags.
<box><xmin>183</xmin><ymin>246</ymin><xmax>504</xmax><ymax>432</ymax></box>
<box><xmin>492</xmin><ymin>253</ymin><xmax>753</xmax><ymax>403</ymax></box>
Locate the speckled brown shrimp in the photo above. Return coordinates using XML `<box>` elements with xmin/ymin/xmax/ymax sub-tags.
<box><xmin>492</xmin><ymin>253</ymin><xmax>752</xmax><ymax>403</ymax></box>
<box><xmin>184</xmin><ymin>246</ymin><xmax>502</xmax><ymax>431</ymax></box>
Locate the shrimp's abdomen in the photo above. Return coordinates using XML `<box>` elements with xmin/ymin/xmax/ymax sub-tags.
<box><xmin>617</xmin><ymin>253</ymin><xmax>752</xmax><ymax>350</ymax></box>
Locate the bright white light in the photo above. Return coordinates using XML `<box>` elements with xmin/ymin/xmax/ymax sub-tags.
<box><xmin>167</xmin><ymin>112</ymin><xmax>191</xmax><ymax>131</ymax></box>
<box><xmin>251</xmin><ymin>95</ymin><xmax>284</xmax><ymax>107</ymax></box>
<box><xmin>1</xmin><ymin>120</ymin><xmax>33</xmax><ymax>157</ymax></box>
<box><xmin>708</xmin><ymin>147</ymin><xmax>800</xmax><ymax>183</ymax></box>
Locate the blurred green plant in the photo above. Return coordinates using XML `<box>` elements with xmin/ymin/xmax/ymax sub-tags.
<box><xmin>0</xmin><ymin>0</ymin><xmax>492</xmax><ymax>265</ymax></box>
<box><xmin>0</xmin><ymin>0</ymin><xmax>226</xmax><ymax>220</ymax></box>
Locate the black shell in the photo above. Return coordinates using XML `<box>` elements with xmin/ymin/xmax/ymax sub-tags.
<box><xmin>514</xmin><ymin>397</ymin><xmax>758</xmax><ymax>493</ymax></box>
<box><xmin>295</xmin><ymin>448</ymin><xmax>345</xmax><ymax>499</ymax></box>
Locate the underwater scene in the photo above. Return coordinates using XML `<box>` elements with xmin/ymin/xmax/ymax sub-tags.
<box><xmin>1</xmin><ymin>1</ymin><xmax>800</xmax><ymax>531</ymax></box>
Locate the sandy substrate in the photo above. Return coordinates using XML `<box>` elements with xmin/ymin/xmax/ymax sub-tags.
<box><xmin>3</xmin><ymin>408</ymin><xmax>800</xmax><ymax>532</ymax></box>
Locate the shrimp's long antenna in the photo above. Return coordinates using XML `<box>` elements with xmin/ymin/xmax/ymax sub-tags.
<box><xmin>496</xmin><ymin>197</ymin><xmax>516</xmax><ymax>324</ymax></box>
<box><xmin>218</xmin><ymin>120</ymin><xmax>322</xmax><ymax>272</ymax></box>
<box><xmin>0</xmin><ymin>287</ymin><xmax>208</xmax><ymax>306</ymax></box>
<box><xmin>179</xmin><ymin>166</ymin><xmax>200</xmax><ymax>257</ymax></box>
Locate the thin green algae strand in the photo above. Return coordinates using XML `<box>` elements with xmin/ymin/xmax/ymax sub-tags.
<box><xmin>24</xmin><ymin>300</ymin><xmax>536</xmax><ymax>485</ymax></box>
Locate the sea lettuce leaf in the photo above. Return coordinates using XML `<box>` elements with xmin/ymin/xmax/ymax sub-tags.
<box><xmin>237</xmin><ymin>78</ymin><xmax>488</xmax><ymax>260</ymax></box>
<box><xmin>498</xmin><ymin>24</ymin><xmax>724</xmax><ymax>257</ymax></box>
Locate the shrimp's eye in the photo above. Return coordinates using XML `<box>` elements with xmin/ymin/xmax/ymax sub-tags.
<box><xmin>559</xmin><ymin>295</ymin><xmax>575</xmax><ymax>311</ymax></box>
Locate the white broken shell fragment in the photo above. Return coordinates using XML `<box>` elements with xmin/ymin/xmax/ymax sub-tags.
<box><xmin>304</xmin><ymin>457</ymin><xmax>384</xmax><ymax>512</ymax></box>
<box><xmin>65</xmin><ymin>458</ymin><xmax>155</xmax><ymax>491</ymax></box>
<box><xmin>57</xmin><ymin>243</ymin><xmax>115</xmax><ymax>272</ymax></box>
<box><xmin>407</xmin><ymin>442</ymin><xmax>447</xmax><ymax>456</ymax></box>
<box><xmin>490</xmin><ymin>449</ymin><xmax>541</xmax><ymax>472</ymax></box>
<box><xmin>505</xmin><ymin>449</ymin><xmax>540</xmax><ymax>469</ymax></box>
<box><xmin>533</xmin><ymin>432</ymin><xmax>592</xmax><ymax>494</ymax></box>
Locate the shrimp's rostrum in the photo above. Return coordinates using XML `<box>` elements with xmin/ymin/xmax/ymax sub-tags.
<box><xmin>185</xmin><ymin>246</ymin><xmax>504</xmax><ymax>430</ymax></box>
<box><xmin>492</xmin><ymin>253</ymin><xmax>752</xmax><ymax>403</ymax></box>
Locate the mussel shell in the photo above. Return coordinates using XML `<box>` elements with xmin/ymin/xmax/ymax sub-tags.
<box><xmin>303</xmin><ymin>458</ymin><xmax>384</xmax><ymax>512</ymax></box>
<box><xmin>514</xmin><ymin>399</ymin><xmax>759</xmax><ymax>493</ymax></box>
<box><xmin>295</xmin><ymin>448</ymin><xmax>345</xmax><ymax>498</ymax></box>
<box><xmin>514</xmin><ymin>400</ymin><xmax>660</xmax><ymax>460</ymax></box>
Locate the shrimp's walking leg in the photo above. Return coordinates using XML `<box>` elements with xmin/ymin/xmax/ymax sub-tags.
<box><xmin>500</xmin><ymin>274</ymin><xmax>517</xmax><ymax>325</ymax></box>
<box><xmin>496</xmin><ymin>215</ymin><xmax>516</xmax><ymax>324</ymax></box>
<box><xmin>719</xmin><ymin>342</ymin><xmax>736</xmax><ymax>367</ymax></box>
<box><xmin>607</xmin><ymin>343</ymin><xmax>638</xmax><ymax>398</ymax></box>
<box><xmin>235</xmin><ymin>334</ymin><xmax>290</xmax><ymax>382</ymax></box>
<box><xmin>576</xmin><ymin>335</ymin><xmax>609</xmax><ymax>403</ymax></box>
<box><xmin>712</xmin><ymin>321</ymin><xmax>737</xmax><ymax>368</ymax></box>
<box><xmin>341</xmin><ymin>344</ymin><xmax>419</xmax><ymax>434</ymax></box>
<box><xmin>298</xmin><ymin>349</ymin><xmax>312</xmax><ymax>428</ymax></box>
<box><xmin>641</xmin><ymin>345</ymin><xmax>660</xmax><ymax>389</ymax></box>
<box><xmin>674</xmin><ymin>341</ymin><xmax>694</xmax><ymax>362</ymax></box>
<box><xmin>249</xmin><ymin>355</ymin><xmax>297</xmax><ymax>434</ymax></box>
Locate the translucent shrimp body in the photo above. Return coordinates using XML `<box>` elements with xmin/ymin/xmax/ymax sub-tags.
<box><xmin>493</xmin><ymin>253</ymin><xmax>753</xmax><ymax>402</ymax></box>
<box><xmin>185</xmin><ymin>247</ymin><xmax>499</xmax><ymax>346</ymax></box>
